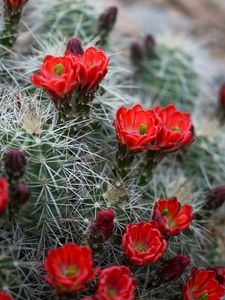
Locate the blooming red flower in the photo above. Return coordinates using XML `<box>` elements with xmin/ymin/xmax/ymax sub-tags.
<box><xmin>89</xmin><ymin>209</ymin><xmax>115</xmax><ymax>243</ymax></box>
<box><xmin>31</xmin><ymin>55</ymin><xmax>78</xmax><ymax>100</ymax></box>
<box><xmin>208</xmin><ymin>267</ymin><xmax>225</xmax><ymax>287</ymax></box>
<box><xmin>160</xmin><ymin>255</ymin><xmax>191</xmax><ymax>283</ymax></box>
<box><xmin>152</xmin><ymin>197</ymin><xmax>193</xmax><ymax>236</ymax></box>
<box><xmin>65</xmin><ymin>47</ymin><xmax>109</xmax><ymax>91</ymax></box>
<box><xmin>122</xmin><ymin>221</ymin><xmax>167</xmax><ymax>266</ymax></box>
<box><xmin>219</xmin><ymin>83</ymin><xmax>225</xmax><ymax>107</ymax></box>
<box><xmin>0</xmin><ymin>178</ymin><xmax>9</xmax><ymax>215</ymax></box>
<box><xmin>44</xmin><ymin>243</ymin><xmax>98</xmax><ymax>295</ymax></box>
<box><xmin>183</xmin><ymin>267</ymin><xmax>225</xmax><ymax>300</ymax></box>
<box><xmin>114</xmin><ymin>104</ymin><xmax>162</xmax><ymax>152</ymax></box>
<box><xmin>95</xmin><ymin>266</ymin><xmax>136</xmax><ymax>300</ymax></box>
<box><xmin>154</xmin><ymin>104</ymin><xmax>194</xmax><ymax>151</ymax></box>
<box><xmin>0</xmin><ymin>291</ymin><xmax>13</xmax><ymax>300</ymax></box>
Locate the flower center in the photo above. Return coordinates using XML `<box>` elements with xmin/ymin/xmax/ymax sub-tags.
<box><xmin>139</xmin><ymin>124</ymin><xmax>147</xmax><ymax>135</ymax></box>
<box><xmin>171</xmin><ymin>126</ymin><xmax>181</xmax><ymax>132</ymax></box>
<box><xmin>86</xmin><ymin>61</ymin><xmax>93</xmax><ymax>67</ymax></box>
<box><xmin>199</xmin><ymin>293</ymin><xmax>209</xmax><ymax>300</ymax></box>
<box><xmin>66</xmin><ymin>266</ymin><xmax>77</xmax><ymax>277</ymax></box>
<box><xmin>161</xmin><ymin>208</ymin><xmax>169</xmax><ymax>216</ymax></box>
<box><xmin>53</xmin><ymin>63</ymin><xmax>64</xmax><ymax>76</ymax></box>
<box><xmin>107</xmin><ymin>289</ymin><xmax>118</xmax><ymax>297</ymax></box>
<box><xmin>134</xmin><ymin>243</ymin><xmax>148</xmax><ymax>252</ymax></box>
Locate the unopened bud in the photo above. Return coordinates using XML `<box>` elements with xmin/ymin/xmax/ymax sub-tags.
<box><xmin>205</xmin><ymin>186</ymin><xmax>225</xmax><ymax>210</ymax></box>
<box><xmin>160</xmin><ymin>255</ymin><xmax>191</xmax><ymax>283</ymax></box>
<box><xmin>98</xmin><ymin>6</ymin><xmax>118</xmax><ymax>33</ymax></box>
<box><xmin>10</xmin><ymin>185</ymin><xmax>31</xmax><ymax>210</ymax></box>
<box><xmin>89</xmin><ymin>209</ymin><xmax>115</xmax><ymax>244</ymax></box>
<box><xmin>5</xmin><ymin>149</ymin><xmax>26</xmax><ymax>180</ymax></box>
<box><xmin>144</xmin><ymin>34</ymin><xmax>156</xmax><ymax>57</ymax></box>
<box><xmin>219</xmin><ymin>83</ymin><xmax>225</xmax><ymax>108</ymax></box>
<box><xmin>130</xmin><ymin>42</ymin><xmax>144</xmax><ymax>64</ymax></box>
<box><xmin>66</xmin><ymin>38</ymin><xmax>84</xmax><ymax>55</ymax></box>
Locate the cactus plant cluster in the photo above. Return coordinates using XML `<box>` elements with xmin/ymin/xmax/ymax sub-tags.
<box><xmin>0</xmin><ymin>0</ymin><xmax>225</xmax><ymax>300</ymax></box>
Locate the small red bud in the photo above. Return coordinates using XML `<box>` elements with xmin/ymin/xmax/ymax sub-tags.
<box><xmin>98</xmin><ymin>6</ymin><xmax>118</xmax><ymax>33</ymax></box>
<box><xmin>89</xmin><ymin>209</ymin><xmax>115</xmax><ymax>243</ymax></box>
<box><xmin>205</xmin><ymin>186</ymin><xmax>225</xmax><ymax>210</ymax></box>
<box><xmin>5</xmin><ymin>149</ymin><xmax>27</xmax><ymax>180</ymax></box>
<box><xmin>10</xmin><ymin>185</ymin><xmax>31</xmax><ymax>209</ymax></box>
<box><xmin>160</xmin><ymin>255</ymin><xmax>191</xmax><ymax>283</ymax></box>
<box><xmin>130</xmin><ymin>42</ymin><xmax>144</xmax><ymax>64</ymax></box>
<box><xmin>66</xmin><ymin>38</ymin><xmax>84</xmax><ymax>55</ymax></box>
<box><xmin>144</xmin><ymin>34</ymin><xmax>156</xmax><ymax>57</ymax></box>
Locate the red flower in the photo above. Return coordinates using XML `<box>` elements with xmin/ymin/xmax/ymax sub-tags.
<box><xmin>65</xmin><ymin>47</ymin><xmax>109</xmax><ymax>91</ymax></box>
<box><xmin>114</xmin><ymin>104</ymin><xmax>162</xmax><ymax>152</ymax></box>
<box><xmin>219</xmin><ymin>83</ymin><xmax>225</xmax><ymax>107</ymax></box>
<box><xmin>183</xmin><ymin>267</ymin><xmax>225</xmax><ymax>300</ymax></box>
<box><xmin>0</xmin><ymin>291</ymin><xmax>13</xmax><ymax>300</ymax></box>
<box><xmin>4</xmin><ymin>0</ymin><xmax>28</xmax><ymax>7</ymax></box>
<box><xmin>154</xmin><ymin>104</ymin><xmax>194</xmax><ymax>151</ymax></box>
<box><xmin>0</xmin><ymin>178</ymin><xmax>9</xmax><ymax>215</ymax></box>
<box><xmin>89</xmin><ymin>209</ymin><xmax>115</xmax><ymax>243</ymax></box>
<box><xmin>208</xmin><ymin>267</ymin><xmax>225</xmax><ymax>287</ymax></box>
<box><xmin>122</xmin><ymin>221</ymin><xmax>167</xmax><ymax>266</ymax></box>
<box><xmin>31</xmin><ymin>55</ymin><xmax>78</xmax><ymax>100</ymax></box>
<box><xmin>44</xmin><ymin>243</ymin><xmax>98</xmax><ymax>295</ymax></box>
<box><xmin>152</xmin><ymin>197</ymin><xmax>193</xmax><ymax>236</ymax></box>
<box><xmin>95</xmin><ymin>266</ymin><xmax>136</xmax><ymax>300</ymax></box>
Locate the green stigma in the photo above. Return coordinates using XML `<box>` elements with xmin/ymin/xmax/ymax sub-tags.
<box><xmin>162</xmin><ymin>208</ymin><xmax>169</xmax><ymax>216</ymax></box>
<box><xmin>66</xmin><ymin>266</ymin><xmax>77</xmax><ymax>277</ymax></box>
<box><xmin>139</xmin><ymin>124</ymin><xmax>147</xmax><ymax>135</ymax></box>
<box><xmin>53</xmin><ymin>63</ymin><xmax>64</xmax><ymax>76</ymax></box>
<box><xmin>134</xmin><ymin>244</ymin><xmax>148</xmax><ymax>252</ymax></box>
<box><xmin>199</xmin><ymin>293</ymin><xmax>209</xmax><ymax>300</ymax></box>
<box><xmin>107</xmin><ymin>289</ymin><xmax>118</xmax><ymax>297</ymax></box>
<box><xmin>171</xmin><ymin>126</ymin><xmax>181</xmax><ymax>132</ymax></box>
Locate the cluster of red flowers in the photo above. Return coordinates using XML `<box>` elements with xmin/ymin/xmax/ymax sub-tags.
<box><xmin>31</xmin><ymin>46</ymin><xmax>109</xmax><ymax>101</ymax></box>
<box><xmin>44</xmin><ymin>243</ymin><xmax>136</xmax><ymax>299</ymax></box>
<box><xmin>114</xmin><ymin>104</ymin><xmax>194</xmax><ymax>152</ymax></box>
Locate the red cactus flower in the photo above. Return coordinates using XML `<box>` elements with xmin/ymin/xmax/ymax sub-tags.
<box><xmin>114</xmin><ymin>104</ymin><xmax>162</xmax><ymax>152</ymax></box>
<box><xmin>0</xmin><ymin>291</ymin><xmax>13</xmax><ymax>300</ymax></box>
<box><xmin>0</xmin><ymin>178</ymin><xmax>9</xmax><ymax>215</ymax></box>
<box><xmin>154</xmin><ymin>104</ymin><xmax>194</xmax><ymax>151</ymax></box>
<box><xmin>219</xmin><ymin>83</ymin><xmax>225</xmax><ymax>107</ymax></box>
<box><xmin>4</xmin><ymin>0</ymin><xmax>28</xmax><ymax>7</ymax></box>
<box><xmin>43</xmin><ymin>243</ymin><xmax>98</xmax><ymax>295</ymax></box>
<box><xmin>160</xmin><ymin>255</ymin><xmax>191</xmax><ymax>283</ymax></box>
<box><xmin>152</xmin><ymin>197</ymin><xmax>193</xmax><ymax>236</ymax></box>
<box><xmin>65</xmin><ymin>47</ymin><xmax>109</xmax><ymax>91</ymax></box>
<box><xmin>208</xmin><ymin>267</ymin><xmax>225</xmax><ymax>287</ymax></box>
<box><xmin>89</xmin><ymin>209</ymin><xmax>115</xmax><ymax>243</ymax></box>
<box><xmin>95</xmin><ymin>266</ymin><xmax>136</xmax><ymax>300</ymax></box>
<box><xmin>122</xmin><ymin>221</ymin><xmax>167</xmax><ymax>266</ymax></box>
<box><xmin>31</xmin><ymin>55</ymin><xmax>78</xmax><ymax>100</ymax></box>
<box><xmin>183</xmin><ymin>267</ymin><xmax>225</xmax><ymax>300</ymax></box>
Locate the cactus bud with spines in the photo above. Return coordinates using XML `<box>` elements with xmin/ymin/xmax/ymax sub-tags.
<box><xmin>98</xmin><ymin>6</ymin><xmax>118</xmax><ymax>44</ymax></box>
<box><xmin>144</xmin><ymin>34</ymin><xmax>156</xmax><ymax>58</ymax></box>
<box><xmin>205</xmin><ymin>186</ymin><xmax>225</xmax><ymax>210</ymax></box>
<box><xmin>130</xmin><ymin>42</ymin><xmax>144</xmax><ymax>65</ymax></box>
<box><xmin>66</xmin><ymin>38</ymin><xmax>84</xmax><ymax>55</ymax></box>
<box><xmin>5</xmin><ymin>149</ymin><xmax>26</xmax><ymax>181</ymax></box>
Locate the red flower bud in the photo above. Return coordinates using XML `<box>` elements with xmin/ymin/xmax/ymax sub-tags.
<box><xmin>130</xmin><ymin>42</ymin><xmax>144</xmax><ymax>64</ymax></box>
<box><xmin>144</xmin><ymin>34</ymin><xmax>156</xmax><ymax>57</ymax></box>
<box><xmin>0</xmin><ymin>178</ymin><xmax>9</xmax><ymax>215</ymax></box>
<box><xmin>160</xmin><ymin>255</ymin><xmax>191</xmax><ymax>283</ymax></box>
<box><xmin>114</xmin><ymin>104</ymin><xmax>162</xmax><ymax>152</ymax></box>
<box><xmin>98</xmin><ymin>6</ymin><xmax>118</xmax><ymax>33</ymax></box>
<box><xmin>208</xmin><ymin>267</ymin><xmax>225</xmax><ymax>287</ymax></box>
<box><xmin>183</xmin><ymin>267</ymin><xmax>225</xmax><ymax>300</ymax></box>
<box><xmin>205</xmin><ymin>186</ymin><xmax>225</xmax><ymax>210</ymax></box>
<box><xmin>94</xmin><ymin>266</ymin><xmax>136</xmax><ymax>300</ymax></box>
<box><xmin>66</xmin><ymin>38</ymin><xmax>84</xmax><ymax>55</ymax></box>
<box><xmin>122</xmin><ymin>221</ymin><xmax>167</xmax><ymax>266</ymax></box>
<box><xmin>219</xmin><ymin>83</ymin><xmax>225</xmax><ymax>108</ymax></box>
<box><xmin>10</xmin><ymin>185</ymin><xmax>31</xmax><ymax>209</ymax></box>
<box><xmin>0</xmin><ymin>291</ymin><xmax>13</xmax><ymax>300</ymax></box>
<box><xmin>89</xmin><ymin>209</ymin><xmax>115</xmax><ymax>243</ymax></box>
<box><xmin>5</xmin><ymin>149</ymin><xmax>26</xmax><ymax>179</ymax></box>
<box><xmin>44</xmin><ymin>243</ymin><xmax>98</xmax><ymax>295</ymax></box>
<box><xmin>152</xmin><ymin>197</ymin><xmax>193</xmax><ymax>236</ymax></box>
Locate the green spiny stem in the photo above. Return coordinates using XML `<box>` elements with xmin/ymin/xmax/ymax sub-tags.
<box><xmin>0</xmin><ymin>4</ymin><xmax>22</xmax><ymax>50</ymax></box>
<box><xmin>139</xmin><ymin>151</ymin><xmax>166</xmax><ymax>185</ymax></box>
<box><xmin>115</xmin><ymin>145</ymin><xmax>135</xmax><ymax>180</ymax></box>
